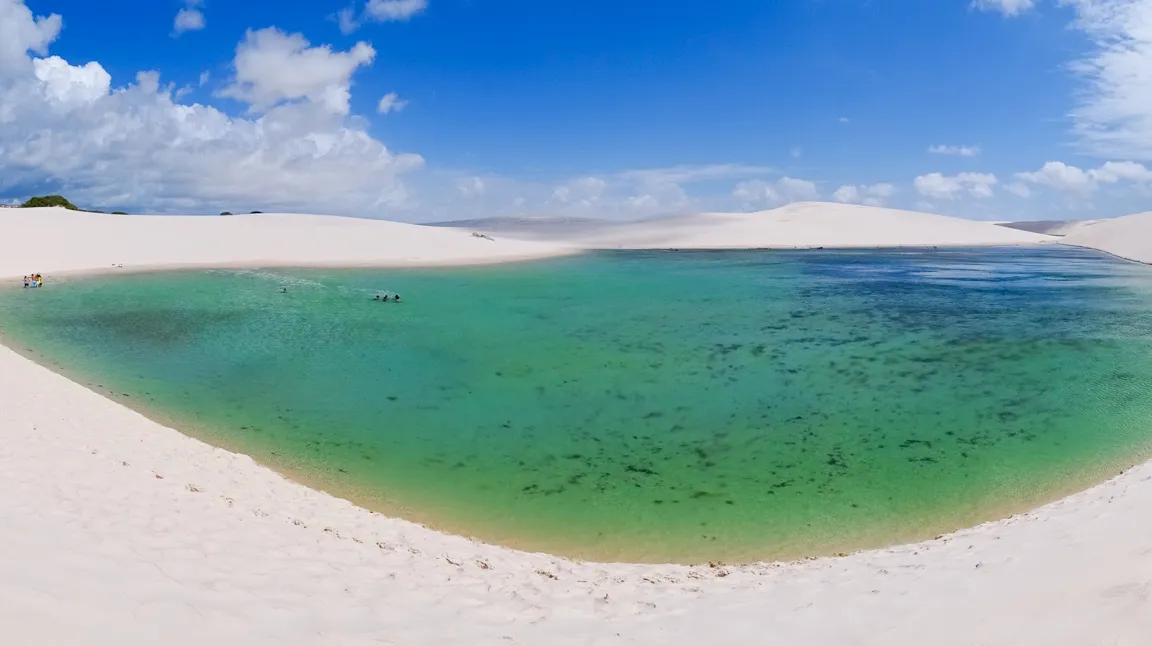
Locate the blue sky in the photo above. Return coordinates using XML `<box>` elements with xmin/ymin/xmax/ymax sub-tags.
<box><xmin>3</xmin><ymin>0</ymin><xmax>1152</xmax><ymax>221</ymax></box>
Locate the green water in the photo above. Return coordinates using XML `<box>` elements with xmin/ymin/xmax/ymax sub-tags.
<box><xmin>4</xmin><ymin>247</ymin><xmax>1152</xmax><ymax>563</ymax></box>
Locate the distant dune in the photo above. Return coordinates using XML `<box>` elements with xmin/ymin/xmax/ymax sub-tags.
<box><xmin>996</xmin><ymin>220</ymin><xmax>1102</xmax><ymax>237</ymax></box>
<box><xmin>557</xmin><ymin>202</ymin><xmax>1054</xmax><ymax>249</ymax></box>
<box><xmin>1061</xmin><ymin>212</ymin><xmax>1152</xmax><ymax>264</ymax></box>
<box><xmin>426</xmin><ymin>215</ymin><xmax>624</xmax><ymax>241</ymax></box>
<box><xmin>3</xmin><ymin>203</ymin><xmax>1060</xmax><ymax>279</ymax></box>
<box><xmin>0</xmin><ymin>208</ymin><xmax>571</xmax><ymax>277</ymax></box>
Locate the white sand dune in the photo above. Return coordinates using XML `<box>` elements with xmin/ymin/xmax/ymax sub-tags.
<box><xmin>0</xmin><ymin>208</ymin><xmax>570</xmax><ymax>277</ymax></box>
<box><xmin>1061</xmin><ymin>211</ymin><xmax>1152</xmax><ymax>264</ymax></box>
<box><xmin>555</xmin><ymin>202</ymin><xmax>1055</xmax><ymax>249</ymax></box>
<box><xmin>4</xmin><ymin>202</ymin><xmax>1152</xmax><ymax>645</ymax></box>
<box><xmin>997</xmin><ymin>219</ymin><xmax>1103</xmax><ymax>237</ymax></box>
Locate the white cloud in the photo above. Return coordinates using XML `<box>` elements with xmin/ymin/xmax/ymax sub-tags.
<box><xmin>551</xmin><ymin>176</ymin><xmax>606</xmax><ymax>204</ymax></box>
<box><xmin>789</xmin><ymin>146</ymin><xmax>803</xmax><ymax>159</ymax></box>
<box><xmin>365</xmin><ymin>0</ymin><xmax>428</xmax><ymax>22</ymax></box>
<box><xmin>777</xmin><ymin>177</ymin><xmax>819</xmax><ymax>200</ymax></box>
<box><xmin>198</xmin><ymin>70</ymin><xmax>210</xmax><ymax>86</ymax></box>
<box><xmin>1095</xmin><ymin>159</ymin><xmax>1152</xmax><ymax>182</ymax></box>
<box><xmin>335</xmin><ymin>7</ymin><xmax>360</xmax><ymax>35</ymax></box>
<box><xmin>377</xmin><ymin>91</ymin><xmax>407</xmax><ymax>114</ymax></box>
<box><xmin>1006</xmin><ymin>182</ymin><xmax>1033</xmax><ymax>198</ymax></box>
<box><xmin>173</xmin><ymin>0</ymin><xmax>205</xmax><ymax>36</ymax></box>
<box><xmin>1063</xmin><ymin>0</ymin><xmax>1152</xmax><ymax>159</ymax></box>
<box><xmin>1014</xmin><ymin>160</ymin><xmax>1152</xmax><ymax>194</ymax></box>
<box><xmin>928</xmin><ymin>144</ymin><xmax>981</xmax><ymax>157</ymax></box>
<box><xmin>0</xmin><ymin>0</ymin><xmax>60</xmax><ymax>70</ymax></box>
<box><xmin>833</xmin><ymin>182</ymin><xmax>896</xmax><ymax>206</ymax></box>
<box><xmin>456</xmin><ymin>176</ymin><xmax>486</xmax><ymax>197</ymax></box>
<box><xmin>838</xmin><ymin>116</ymin><xmax>850</xmax><ymax>124</ymax></box>
<box><xmin>618</xmin><ymin>163</ymin><xmax>772</xmax><ymax>186</ymax></box>
<box><xmin>971</xmin><ymin>0</ymin><xmax>1037</xmax><ymax>16</ymax></box>
<box><xmin>733</xmin><ymin>177</ymin><xmax>819</xmax><ymax>207</ymax></box>
<box><xmin>220</xmin><ymin>28</ymin><xmax>375</xmax><ymax>115</ymax></box>
<box><xmin>32</xmin><ymin>56</ymin><xmax>111</xmax><ymax>104</ymax></box>
<box><xmin>913</xmin><ymin>172</ymin><xmax>998</xmax><ymax>199</ymax></box>
<box><xmin>0</xmin><ymin>0</ymin><xmax>422</xmax><ymax>215</ymax></box>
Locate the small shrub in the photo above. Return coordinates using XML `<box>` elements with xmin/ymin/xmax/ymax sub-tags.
<box><xmin>220</xmin><ymin>211</ymin><xmax>233</xmax><ymax>216</ymax></box>
<box><xmin>21</xmin><ymin>195</ymin><xmax>78</xmax><ymax>210</ymax></box>
<box><xmin>250</xmin><ymin>210</ymin><xmax>263</xmax><ymax>214</ymax></box>
<box><xmin>111</xmin><ymin>211</ymin><xmax>128</xmax><ymax>215</ymax></box>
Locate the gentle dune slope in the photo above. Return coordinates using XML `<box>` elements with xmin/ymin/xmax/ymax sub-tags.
<box><xmin>0</xmin><ymin>208</ymin><xmax>569</xmax><ymax>277</ymax></box>
<box><xmin>996</xmin><ymin>219</ymin><xmax>1103</xmax><ymax>237</ymax></box>
<box><xmin>1061</xmin><ymin>212</ymin><xmax>1152</xmax><ymax>263</ymax></box>
<box><xmin>1</xmin><ymin>204</ymin><xmax>1055</xmax><ymax>279</ymax></box>
<box><xmin>564</xmin><ymin>202</ymin><xmax>1054</xmax><ymax>249</ymax></box>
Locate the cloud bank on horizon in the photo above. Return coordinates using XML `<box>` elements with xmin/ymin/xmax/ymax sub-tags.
<box><xmin>1</xmin><ymin>0</ymin><xmax>1152</xmax><ymax>221</ymax></box>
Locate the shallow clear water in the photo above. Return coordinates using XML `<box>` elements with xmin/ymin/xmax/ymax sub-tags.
<box><xmin>4</xmin><ymin>247</ymin><xmax>1152</xmax><ymax>563</ymax></box>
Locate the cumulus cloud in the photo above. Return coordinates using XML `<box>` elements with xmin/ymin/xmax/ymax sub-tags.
<box><xmin>1063</xmin><ymin>0</ymin><xmax>1152</xmax><ymax>159</ymax></box>
<box><xmin>335</xmin><ymin>7</ymin><xmax>360</xmax><ymax>35</ymax></box>
<box><xmin>1014</xmin><ymin>160</ymin><xmax>1152</xmax><ymax>194</ymax></box>
<box><xmin>173</xmin><ymin>0</ymin><xmax>206</xmax><ymax>36</ymax></box>
<box><xmin>928</xmin><ymin>144</ymin><xmax>980</xmax><ymax>157</ymax></box>
<box><xmin>338</xmin><ymin>0</ymin><xmax>428</xmax><ymax>32</ymax></box>
<box><xmin>832</xmin><ymin>182</ymin><xmax>896</xmax><ymax>206</ymax></box>
<box><xmin>365</xmin><ymin>0</ymin><xmax>428</xmax><ymax>21</ymax></box>
<box><xmin>456</xmin><ymin>176</ymin><xmax>485</xmax><ymax>197</ymax></box>
<box><xmin>971</xmin><ymin>0</ymin><xmax>1037</xmax><ymax>16</ymax></box>
<box><xmin>219</xmin><ymin>28</ymin><xmax>375</xmax><ymax>115</ymax></box>
<box><xmin>913</xmin><ymin>172</ymin><xmax>998</xmax><ymax>199</ymax></box>
<box><xmin>0</xmin><ymin>0</ymin><xmax>60</xmax><ymax>69</ymax></box>
<box><xmin>377</xmin><ymin>91</ymin><xmax>406</xmax><ymax>114</ymax></box>
<box><xmin>551</xmin><ymin>176</ymin><xmax>607</xmax><ymax>205</ymax></box>
<box><xmin>0</xmin><ymin>0</ymin><xmax>422</xmax><ymax>215</ymax></box>
<box><xmin>732</xmin><ymin>177</ymin><xmax>819</xmax><ymax>207</ymax></box>
<box><xmin>1006</xmin><ymin>182</ymin><xmax>1033</xmax><ymax>198</ymax></box>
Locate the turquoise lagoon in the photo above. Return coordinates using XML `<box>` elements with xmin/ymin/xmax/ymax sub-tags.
<box><xmin>4</xmin><ymin>247</ymin><xmax>1152</xmax><ymax>563</ymax></box>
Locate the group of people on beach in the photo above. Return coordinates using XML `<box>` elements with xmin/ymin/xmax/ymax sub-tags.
<box><xmin>22</xmin><ymin>273</ymin><xmax>43</xmax><ymax>288</ymax></box>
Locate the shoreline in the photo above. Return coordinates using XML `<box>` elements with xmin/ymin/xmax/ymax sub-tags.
<box><xmin>6</xmin><ymin>328</ymin><xmax>1152</xmax><ymax>566</ymax></box>
<box><xmin>2</xmin><ymin>245</ymin><xmax>1152</xmax><ymax>567</ymax></box>
<box><xmin>16</xmin><ymin>250</ymin><xmax>581</xmax><ymax>282</ymax></box>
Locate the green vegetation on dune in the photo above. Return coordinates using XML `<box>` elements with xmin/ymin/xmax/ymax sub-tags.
<box><xmin>21</xmin><ymin>195</ymin><xmax>78</xmax><ymax>210</ymax></box>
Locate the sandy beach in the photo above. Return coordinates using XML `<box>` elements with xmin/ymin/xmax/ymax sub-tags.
<box><xmin>4</xmin><ymin>202</ymin><xmax>1152</xmax><ymax>645</ymax></box>
<box><xmin>1062</xmin><ymin>212</ymin><xmax>1152</xmax><ymax>265</ymax></box>
<box><xmin>0</xmin><ymin>208</ymin><xmax>571</xmax><ymax>277</ymax></box>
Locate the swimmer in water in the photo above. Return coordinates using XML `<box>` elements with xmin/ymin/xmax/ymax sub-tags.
<box><xmin>394</xmin><ymin>293</ymin><xmax>401</xmax><ymax>303</ymax></box>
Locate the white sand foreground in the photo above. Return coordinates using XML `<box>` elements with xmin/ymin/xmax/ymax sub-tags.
<box><xmin>3</xmin><ymin>202</ymin><xmax>1152</xmax><ymax>645</ymax></box>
